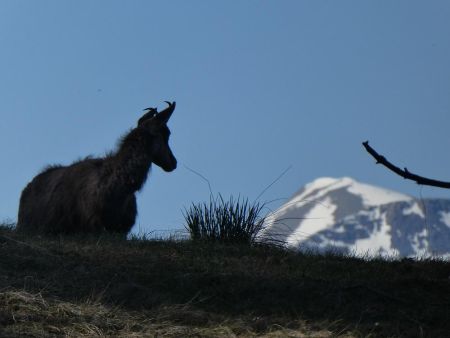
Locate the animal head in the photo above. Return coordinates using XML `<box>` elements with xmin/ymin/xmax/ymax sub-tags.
<box><xmin>138</xmin><ymin>101</ymin><xmax>177</xmax><ymax>172</ymax></box>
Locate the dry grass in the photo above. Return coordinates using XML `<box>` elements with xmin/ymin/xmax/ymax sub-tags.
<box><xmin>0</xmin><ymin>224</ymin><xmax>449</xmax><ymax>337</ymax></box>
<box><xmin>0</xmin><ymin>290</ymin><xmax>341</xmax><ymax>337</ymax></box>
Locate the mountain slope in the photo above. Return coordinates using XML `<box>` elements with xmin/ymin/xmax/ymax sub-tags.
<box><xmin>263</xmin><ymin>177</ymin><xmax>450</xmax><ymax>257</ymax></box>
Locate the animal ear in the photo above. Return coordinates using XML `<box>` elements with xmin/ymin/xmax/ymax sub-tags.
<box><xmin>152</xmin><ymin>101</ymin><xmax>176</xmax><ymax>126</ymax></box>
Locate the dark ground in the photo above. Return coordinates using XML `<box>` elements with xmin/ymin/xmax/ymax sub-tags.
<box><xmin>0</xmin><ymin>224</ymin><xmax>449</xmax><ymax>337</ymax></box>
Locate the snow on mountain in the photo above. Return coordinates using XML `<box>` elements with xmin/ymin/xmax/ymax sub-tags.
<box><xmin>262</xmin><ymin>177</ymin><xmax>450</xmax><ymax>258</ymax></box>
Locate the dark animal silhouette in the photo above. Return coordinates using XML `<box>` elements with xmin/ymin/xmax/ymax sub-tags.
<box><xmin>17</xmin><ymin>101</ymin><xmax>177</xmax><ymax>235</ymax></box>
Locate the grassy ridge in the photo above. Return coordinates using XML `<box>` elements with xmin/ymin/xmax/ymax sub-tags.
<box><xmin>0</xmin><ymin>224</ymin><xmax>449</xmax><ymax>337</ymax></box>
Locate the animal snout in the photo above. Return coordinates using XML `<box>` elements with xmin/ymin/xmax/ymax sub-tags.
<box><xmin>164</xmin><ymin>157</ymin><xmax>177</xmax><ymax>172</ymax></box>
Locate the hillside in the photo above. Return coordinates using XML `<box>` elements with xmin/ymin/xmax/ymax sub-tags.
<box><xmin>0</xmin><ymin>224</ymin><xmax>449</xmax><ymax>337</ymax></box>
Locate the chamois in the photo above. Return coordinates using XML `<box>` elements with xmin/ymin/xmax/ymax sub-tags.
<box><xmin>17</xmin><ymin>101</ymin><xmax>177</xmax><ymax>235</ymax></box>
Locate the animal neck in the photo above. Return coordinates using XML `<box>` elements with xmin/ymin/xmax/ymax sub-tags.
<box><xmin>106</xmin><ymin>127</ymin><xmax>154</xmax><ymax>194</ymax></box>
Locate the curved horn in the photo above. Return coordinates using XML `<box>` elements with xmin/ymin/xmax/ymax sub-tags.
<box><xmin>138</xmin><ymin>107</ymin><xmax>158</xmax><ymax>126</ymax></box>
<box><xmin>156</xmin><ymin>101</ymin><xmax>176</xmax><ymax>124</ymax></box>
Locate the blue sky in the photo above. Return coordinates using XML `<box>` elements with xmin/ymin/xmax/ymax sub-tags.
<box><xmin>1</xmin><ymin>1</ymin><xmax>449</xmax><ymax>234</ymax></box>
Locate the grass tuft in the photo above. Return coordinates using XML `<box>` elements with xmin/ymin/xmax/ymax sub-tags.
<box><xmin>183</xmin><ymin>194</ymin><xmax>266</xmax><ymax>244</ymax></box>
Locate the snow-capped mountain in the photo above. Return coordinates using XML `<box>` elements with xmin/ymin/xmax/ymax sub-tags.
<box><xmin>263</xmin><ymin>177</ymin><xmax>450</xmax><ymax>257</ymax></box>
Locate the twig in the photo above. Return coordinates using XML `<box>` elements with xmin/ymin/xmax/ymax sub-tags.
<box><xmin>183</xmin><ymin>164</ymin><xmax>214</xmax><ymax>197</ymax></box>
<box><xmin>362</xmin><ymin>141</ymin><xmax>450</xmax><ymax>189</ymax></box>
<box><xmin>255</xmin><ymin>165</ymin><xmax>292</xmax><ymax>201</ymax></box>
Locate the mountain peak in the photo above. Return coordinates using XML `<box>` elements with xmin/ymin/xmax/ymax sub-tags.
<box><xmin>262</xmin><ymin>177</ymin><xmax>450</xmax><ymax>257</ymax></box>
<box><xmin>305</xmin><ymin>177</ymin><xmax>341</xmax><ymax>189</ymax></box>
<box><xmin>301</xmin><ymin>176</ymin><xmax>412</xmax><ymax>208</ymax></box>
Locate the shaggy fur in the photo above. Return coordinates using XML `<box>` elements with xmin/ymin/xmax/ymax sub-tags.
<box><xmin>16</xmin><ymin>102</ymin><xmax>177</xmax><ymax>235</ymax></box>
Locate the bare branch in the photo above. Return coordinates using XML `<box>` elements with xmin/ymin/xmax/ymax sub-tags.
<box><xmin>362</xmin><ymin>141</ymin><xmax>450</xmax><ymax>189</ymax></box>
